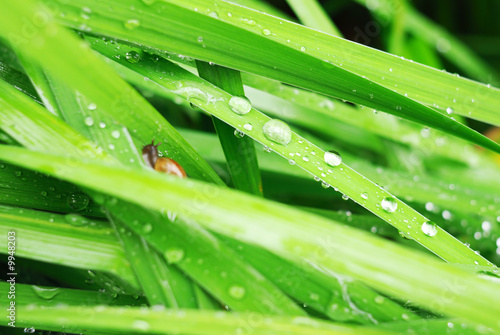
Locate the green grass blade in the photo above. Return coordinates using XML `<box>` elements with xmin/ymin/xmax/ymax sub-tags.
<box><xmin>40</xmin><ymin>0</ymin><xmax>500</xmax><ymax>146</ymax></box>
<box><xmin>196</xmin><ymin>61</ymin><xmax>263</xmax><ymax>195</ymax></box>
<box><xmin>88</xmin><ymin>42</ymin><xmax>490</xmax><ymax>266</ymax></box>
<box><xmin>6</xmin><ymin>305</ymin><xmax>392</xmax><ymax>335</ymax></box>
<box><xmin>286</xmin><ymin>0</ymin><xmax>342</xmax><ymax>36</ymax></box>
<box><xmin>0</xmin><ymin>147</ymin><xmax>499</xmax><ymax>330</ymax></box>
<box><xmin>0</xmin><ymin>1</ymin><xmax>223</xmax><ymax>185</ymax></box>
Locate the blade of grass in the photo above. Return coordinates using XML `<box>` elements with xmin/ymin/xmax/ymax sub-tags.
<box><xmin>0</xmin><ymin>147</ymin><xmax>499</xmax><ymax>330</ymax></box>
<box><xmin>88</xmin><ymin>42</ymin><xmax>491</xmax><ymax>266</ymax></box>
<box><xmin>40</xmin><ymin>0</ymin><xmax>500</xmax><ymax>140</ymax></box>
<box><xmin>286</xmin><ymin>0</ymin><xmax>342</xmax><ymax>36</ymax></box>
<box><xmin>196</xmin><ymin>61</ymin><xmax>262</xmax><ymax>195</ymax></box>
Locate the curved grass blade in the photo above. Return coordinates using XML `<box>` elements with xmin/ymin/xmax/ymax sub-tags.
<box><xmin>0</xmin><ymin>1</ymin><xmax>223</xmax><ymax>185</ymax></box>
<box><xmin>39</xmin><ymin>0</ymin><xmax>500</xmax><ymax>150</ymax></box>
<box><xmin>0</xmin><ymin>147</ymin><xmax>499</xmax><ymax>330</ymax></box>
<box><xmin>89</xmin><ymin>41</ymin><xmax>491</xmax><ymax>266</ymax></box>
<box><xmin>7</xmin><ymin>305</ymin><xmax>392</xmax><ymax>335</ymax></box>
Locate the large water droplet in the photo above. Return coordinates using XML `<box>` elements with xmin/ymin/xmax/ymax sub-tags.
<box><xmin>165</xmin><ymin>248</ymin><xmax>184</xmax><ymax>264</ymax></box>
<box><xmin>421</xmin><ymin>221</ymin><xmax>438</xmax><ymax>236</ymax></box>
<box><xmin>324</xmin><ymin>150</ymin><xmax>342</xmax><ymax>167</ymax></box>
<box><xmin>228</xmin><ymin>285</ymin><xmax>246</xmax><ymax>299</ymax></box>
<box><xmin>381</xmin><ymin>197</ymin><xmax>397</xmax><ymax>213</ymax></box>
<box><xmin>262</xmin><ymin>119</ymin><xmax>292</xmax><ymax>145</ymax></box>
<box><xmin>125</xmin><ymin>51</ymin><xmax>141</xmax><ymax>63</ymax></box>
<box><xmin>32</xmin><ymin>286</ymin><xmax>60</xmax><ymax>300</ymax></box>
<box><xmin>229</xmin><ymin>96</ymin><xmax>252</xmax><ymax>115</ymax></box>
<box><xmin>65</xmin><ymin>214</ymin><xmax>89</xmax><ymax>227</ymax></box>
<box><xmin>67</xmin><ymin>192</ymin><xmax>90</xmax><ymax>211</ymax></box>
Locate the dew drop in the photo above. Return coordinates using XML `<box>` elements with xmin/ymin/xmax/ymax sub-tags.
<box><xmin>381</xmin><ymin>197</ymin><xmax>397</xmax><ymax>213</ymax></box>
<box><xmin>229</xmin><ymin>96</ymin><xmax>252</xmax><ymax>115</ymax></box>
<box><xmin>88</xmin><ymin>102</ymin><xmax>97</xmax><ymax>110</ymax></box>
<box><xmin>197</xmin><ymin>36</ymin><xmax>203</xmax><ymax>43</ymax></box>
<box><xmin>65</xmin><ymin>213</ymin><xmax>89</xmax><ymax>227</ymax></box>
<box><xmin>84</xmin><ymin>116</ymin><xmax>94</xmax><ymax>126</ymax></box>
<box><xmin>125</xmin><ymin>51</ymin><xmax>141</xmax><ymax>63</ymax></box>
<box><xmin>67</xmin><ymin>192</ymin><xmax>90</xmax><ymax>211</ymax></box>
<box><xmin>243</xmin><ymin>123</ymin><xmax>253</xmax><ymax>131</ymax></box>
<box><xmin>32</xmin><ymin>285</ymin><xmax>60</xmax><ymax>300</ymax></box>
<box><xmin>234</xmin><ymin>129</ymin><xmax>245</xmax><ymax>138</ymax></box>
<box><xmin>288</xmin><ymin>159</ymin><xmax>296</xmax><ymax>165</ymax></box>
<box><xmin>111</xmin><ymin>130</ymin><xmax>121</xmax><ymax>139</ymax></box>
<box><xmin>300</xmin><ymin>46</ymin><xmax>306</xmax><ymax>52</ymax></box>
<box><xmin>421</xmin><ymin>221</ymin><xmax>438</xmax><ymax>236</ymax></box>
<box><xmin>374</xmin><ymin>295</ymin><xmax>384</xmax><ymax>304</ymax></box>
<box><xmin>165</xmin><ymin>248</ymin><xmax>184</xmax><ymax>264</ymax></box>
<box><xmin>124</xmin><ymin>19</ymin><xmax>140</xmax><ymax>29</ymax></box>
<box><xmin>361</xmin><ymin>192</ymin><xmax>368</xmax><ymax>199</ymax></box>
<box><xmin>142</xmin><ymin>223</ymin><xmax>153</xmax><ymax>234</ymax></box>
<box><xmin>446</xmin><ymin>107</ymin><xmax>454</xmax><ymax>114</ymax></box>
<box><xmin>262</xmin><ymin>119</ymin><xmax>292</xmax><ymax>145</ymax></box>
<box><xmin>24</xmin><ymin>328</ymin><xmax>35</xmax><ymax>334</ymax></box>
<box><xmin>228</xmin><ymin>285</ymin><xmax>246</xmax><ymax>299</ymax></box>
<box><xmin>132</xmin><ymin>320</ymin><xmax>150</xmax><ymax>331</ymax></box>
<box><xmin>262</xmin><ymin>29</ymin><xmax>271</xmax><ymax>35</ymax></box>
<box><xmin>324</xmin><ymin>150</ymin><xmax>342</xmax><ymax>167</ymax></box>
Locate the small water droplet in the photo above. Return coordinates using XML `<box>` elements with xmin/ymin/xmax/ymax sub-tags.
<box><xmin>324</xmin><ymin>150</ymin><xmax>342</xmax><ymax>167</ymax></box>
<box><xmin>24</xmin><ymin>327</ymin><xmax>35</xmax><ymax>334</ymax></box>
<box><xmin>234</xmin><ymin>129</ymin><xmax>245</xmax><ymax>138</ymax></box>
<box><xmin>165</xmin><ymin>248</ymin><xmax>184</xmax><ymax>264</ymax></box>
<box><xmin>125</xmin><ymin>51</ymin><xmax>141</xmax><ymax>63</ymax></box>
<box><xmin>243</xmin><ymin>123</ymin><xmax>253</xmax><ymax>131</ymax></box>
<box><xmin>446</xmin><ymin>107</ymin><xmax>454</xmax><ymax>114</ymax></box>
<box><xmin>111</xmin><ymin>130</ymin><xmax>121</xmax><ymax>139</ymax></box>
<box><xmin>262</xmin><ymin>119</ymin><xmax>292</xmax><ymax>145</ymax></box>
<box><xmin>124</xmin><ymin>19</ymin><xmax>140</xmax><ymax>29</ymax></box>
<box><xmin>132</xmin><ymin>320</ymin><xmax>150</xmax><ymax>331</ymax></box>
<box><xmin>99</xmin><ymin>121</ymin><xmax>107</xmax><ymax>128</ymax></box>
<box><xmin>381</xmin><ymin>197</ymin><xmax>397</xmax><ymax>213</ymax></box>
<box><xmin>84</xmin><ymin>116</ymin><xmax>94</xmax><ymax>126</ymax></box>
<box><xmin>197</xmin><ymin>36</ymin><xmax>203</xmax><ymax>43</ymax></box>
<box><xmin>300</xmin><ymin>46</ymin><xmax>306</xmax><ymax>52</ymax></box>
<box><xmin>32</xmin><ymin>286</ymin><xmax>60</xmax><ymax>300</ymax></box>
<box><xmin>321</xmin><ymin>181</ymin><xmax>330</xmax><ymax>189</ymax></box>
<box><xmin>303</xmin><ymin>156</ymin><xmax>309</xmax><ymax>162</ymax></box>
<box><xmin>262</xmin><ymin>29</ymin><xmax>271</xmax><ymax>35</ymax></box>
<box><xmin>88</xmin><ymin>102</ymin><xmax>97</xmax><ymax>110</ymax></box>
<box><xmin>361</xmin><ymin>192</ymin><xmax>368</xmax><ymax>199</ymax></box>
<box><xmin>228</xmin><ymin>285</ymin><xmax>246</xmax><ymax>299</ymax></box>
<box><xmin>263</xmin><ymin>146</ymin><xmax>271</xmax><ymax>153</ymax></box>
<box><xmin>421</xmin><ymin>221</ymin><xmax>438</xmax><ymax>236</ymax></box>
<box><xmin>229</xmin><ymin>96</ymin><xmax>252</xmax><ymax>115</ymax></box>
<box><xmin>65</xmin><ymin>213</ymin><xmax>89</xmax><ymax>227</ymax></box>
<box><xmin>342</xmin><ymin>194</ymin><xmax>349</xmax><ymax>200</ymax></box>
<box><xmin>142</xmin><ymin>223</ymin><xmax>153</xmax><ymax>233</ymax></box>
<box><xmin>67</xmin><ymin>192</ymin><xmax>90</xmax><ymax>211</ymax></box>
<box><xmin>374</xmin><ymin>295</ymin><xmax>384</xmax><ymax>304</ymax></box>
<box><xmin>289</xmin><ymin>159</ymin><xmax>296</xmax><ymax>165</ymax></box>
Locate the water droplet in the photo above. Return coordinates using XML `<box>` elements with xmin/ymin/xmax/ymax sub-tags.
<box><xmin>321</xmin><ymin>181</ymin><xmax>330</xmax><ymax>189</ymax></box>
<box><xmin>88</xmin><ymin>102</ymin><xmax>97</xmax><ymax>110</ymax></box>
<box><xmin>381</xmin><ymin>197</ymin><xmax>397</xmax><ymax>213</ymax></box>
<box><xmin>300</xmin><ymin>46</ymin><xmax>306</xmax><ymax>52</ymax></box>
<box><xmin>303</xmin><ymin>156</ymin><xmax>309</xmax><ymax>162</ymax></box>
<box><xmin>262</xmin><ymin>29</ymin><xmax>271</xmax><ymax>35</ymax></box>
<box><xmin>361</xmin><ymin>192</ymin><xmax>368</xmax><ymax>199</ymax></box>
<box><xmin>132</xmin><ymin>320</ymin><xmax>150</xmax><ymax>331</ymax></box>
<box><xmin>234</xmin><ymin>129</ymin><xmax>245</xmax><ymax>138</ymax></box>
<box><xmin>289</xmin><ymin>159</ymin><xmax>296</xmax><ymax>165</ymax></box>
<box><xmin>124</xmin><ymin>19</ymin><xmax>140</xmax><ymax>29</ymax></box>
<box><xmin>165</xmin><ymin>248</ymin><xmax>184</xmax><ymax>264</ymax></box>
<box><xmin>342</xmin><ymin>194</ymin><xmax>349</xmax><ymax>200</ymax></box>
<box><xmin>32</xmin><ymin>285</ymin><xmax>60</xmax><ymax>300</ymax></box>
<box><xmin>262</xmin><ymin>119</ymin><xmax>292</xmax><ymax>145</ymax></box>
<box><xmin>263</xmin><ymin>146</ymin><xmax>271</xmax><ymax>153</ymax></box>
<box><xmin>84</xmin><ymin>116</ymin><xmax>94</xmax><ymax>126</ymax></box>
<box><xmin>142</xmin><ymin>223</ymin><xmax>153</xmax><ymax>234</ymax></box>
<box><xmin>197</xmin><ymin>36</ymin><xmax>203</xmax><ymax>43</ymax></box>
<box><xmin>228</xmin><ymin>96</ymin><xmax>252</xmax><ymax>115</ymax></box>
<box><xmin>65</xmin><ymin>214</ymin><xmax>89</xmax><ymax>227</ymax></box>
<box><xmin>324</xmin><ymin>150</ymin><xmax>342</xmax><ymax>167</ymax></box>
<box><xmin>111</xmin><ymin>130</ymin><xmax>121</xmax><ymax>139</ymax></box>
<box><xmin>243</xmin><ymin>123</ymin><xmax>253</xmax><ymax>131</ymax></box>
<box><xmin>228</xmin><ymin>285</ymin><xmax>246</xmax><ymax>299</ymax></box>
<box><xmin>374</xmin><ymin>295</ymin><xmax>384</xmax><ymax>304</ymax></box>
<box><xmin>309</xmin><ymin>293</ymin><xmax>319</xmax><ymax>301</ymax></box>
<box><xmin>67</xmin><ymin>192</ymin><xmax>90</xmax><ymax>211</ymax></box>
<box><xmin>446</xmin><ymin>107</ymin><xmax>454</xmax><ymax>114</ymax></box>
<box><xmin>24</xmin><ymin>328</ymin><xmax>35</xmax><ymax>334</ymax></box>
<box><xmin>125</xmin><ymin>51</ymin><xmax>141</xmax><ymax>63</ymax></box>
<box><xmin>421</xmin><ymin>221</ymin><xmax>438</xmax><ymax>236</ymax></box>
<box><xmin>482</xmin><ymin>221</ymin><xmax>492</xmax><ymax>232</ymax></box>
<box><xmin>99</xmin><ymin>121</ymin><xmax>107</xmax><ymax>128</ymax></box>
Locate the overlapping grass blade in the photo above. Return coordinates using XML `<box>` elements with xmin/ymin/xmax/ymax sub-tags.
<box><xmin>0</xmin><ymin>146</ymin><xmax>499</xmax><ymax>330</ymax></box>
